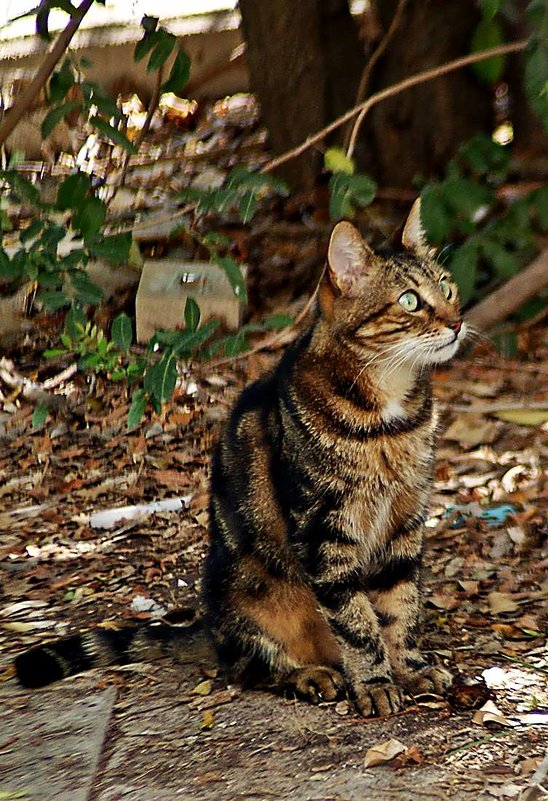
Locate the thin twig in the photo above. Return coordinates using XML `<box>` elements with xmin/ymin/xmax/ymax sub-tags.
<box><xmin>260</xmin><ymin>40</ymin><xmax>527</xmax><ymax>176</ymax></box>
<box><xmin>0</xmin><ymin>0</ymin><xmax>95</xmax><ymax>147</ymax></box>
<box><xmin>346</xmin><ymin>0</ymin><xmax>407</xmax><ymax>158</ymax></box>
<box><xmin>112</xmin><ymin>66</ymin><xmax>164</xmax><ymax>200</ymax></box>
<box><xmin>450</xmin><ymin>400</ymin><xmax>548</xmax><ymax>414</ymax></box>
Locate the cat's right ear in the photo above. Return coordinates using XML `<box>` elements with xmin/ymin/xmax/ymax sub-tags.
<box><xmin>326</xmin><ymin>222</ymin><xmax>378</xmax><ymax>297</ymax></box>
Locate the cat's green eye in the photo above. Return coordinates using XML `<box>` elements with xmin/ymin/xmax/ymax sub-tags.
<box><xmin>439</xmin><ymin>278</ymin><xmax>452</xmax><ymax>300</ymax></box>
<box><xmin>398</xmin><ymin>290</ymin><xmax>420</xmax><ymax>312</ymax></box>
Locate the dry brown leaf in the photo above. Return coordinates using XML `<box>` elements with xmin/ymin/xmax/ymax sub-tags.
<box><xmin>472</xmin><ymin>700</ymin><xmax>514</xmax><ymax>728</ymax></box>
<box><xmin>363</xmin><ymin>738</ymin><xmax>407</xmax><ymax>768</ymax></box>
<box><xmin>488</xmin><ymin>591</ymin><xmax>519</xmax><ymax>615</ymax></box>
<box><xmin>429</xmin><ymin>593</ymin><xmax>460</xmax><ymax>611</ymax></box>
<box><xmin>443</xmin><ymin>414</ymin><xmax>501</xmax><ymax>447</ymax></box>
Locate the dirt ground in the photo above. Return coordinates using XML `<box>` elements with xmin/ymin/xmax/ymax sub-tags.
<box><xmin>0</xmin><ymin>343</ymin><xmax>547</xmax><ymax>801</ymax></box>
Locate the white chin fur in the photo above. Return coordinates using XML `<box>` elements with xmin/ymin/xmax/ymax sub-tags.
<box><xmin>423</xmin><ymin>338</ymin><xmax>461</xmax><ymax>364</ymax></box>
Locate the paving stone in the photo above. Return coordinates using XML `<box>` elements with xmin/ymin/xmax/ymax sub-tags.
<box><xmin>0</xmin><ymin>683</ymin><xmax>117</xmax><ymax>801</ymax></box>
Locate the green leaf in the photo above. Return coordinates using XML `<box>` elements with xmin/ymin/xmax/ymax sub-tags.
<box><xmin>73</xmin><ymin>196</ymin><xmax>106</xmax><ymax>241</ymax></box>
<box><xmin>480</xmin><ymin>238</ymin><xmax>520</xmax><ymax>278</ymax></box>
<box><xmin>449</xmin><ymin>240</ymin><xmax>479</xmax><ymax>304</ymax></box>
<box><xmin>162</xmin><ymin>46</ymin><xmax>191</xmax><ymax>92</ymax></box>
<box><xmin>89</xmin><ymin>117</ymin><xmax>137</xmax><ymax>154</ymax></box>
<box><xmin>470</xmin><ymin>18</ymin><xmax>506</xmax><ymax>85</ymax></box>
<box><xmin>262</xmin><ymin>313</ymin><xmax>294</xmax><ymax>329</ymax></box>
<box><xmin>111</xmin><ymin>312</ymin><xmax>133</xmax><ymax>352</ymax></box>
<box><xmin>420</xmin><ymin>184</ymin><xmax>451</xmax><ymax>242</ymax></box>
<box><xmin>80</xmin><ymin>82</ymin><xmax>121</xmax><ymax>120</ymax></box>
<box><xmin>324</xmin><ymin>147</ymin><xmax>355</xmax><ymax>175</ymax></box>
<box><xmin>441</xmin><ymin>176</ymin><xmax>493</xmax><ymax>220</ymax></box>
<box><xmin>88</xmin><ymin>233</ymin><xmax>132</xmax><ymax>264</ymax></box>
<box><xmin>479</xmin><ymin>0</ymin><xmax>504</xmax><ymax>20</ymax></box>
<box><xmin>346</xmin><ymin>173</ymin><xmax>377</xmax><ymax>206</ymax></box>
<box><xmin>226</xmin><ymin>167</ymin><xmax>288</xmax><ymax>196</ymax></box>
<box><xmin>213</xmin><ymin>255</ymin><xmax>247</xmax><ymax>302</ymax></box>
<box><xmin>238</xmin><ymin>190</ymin><xmax>257</xmax><ymax>223</ymax></box>
<box><xmin>56</xmin><ymin>172</ymin><xmax>90</xmax><ymax>211</ymax></box>
<box><xmin>41</xmin><ymin>100</ymin><xmax>81</xmax><ymax>139</ymax></box>
<box><xmin>39</xmin><ymin>290</ymin><xmax>71</xmax><ymax>310</ymax></box>
<box><xmin>20</xmin><ymin>219</ymin><xmax>44</xmax><ymax>243</ymax></box>
<box><xmin>147</xmin><ymin>31</ymin><xmax>176</xmax><ymax>72</ymax></box>
<box><xmin>32</xmin><ymin>404</ymin><xmax>50</xmax><ymax>429</ymax></box>
<box><xmin>48</xmin><ymin>58</ymin><xmax>75</xmax><ymax>104</ymax></box>
<box><xmin>144</xmin><ymin>353</ymin><xmax>178</xmax><ymax>404</ymax></box>
<box><xmin>70</xmin><ymin>270</ymin><xmax>104</xmax><ymax>306</ymax></box>
<box><xmin>170</xmin><ymin>319</ymin><xmax>220</xmax><ymax>355</ymax></box>
<box><xmin>134</xmin><ymin>29</ymin><xmax>160</xmax><ymax>62</ymax></box>
<box><xmin>524</xmin><ymin>42</ymin><xmax>548</xmax><ymax>130</ymax></box>
<box><xmin>0</xmin><ymin>248</ymin><xmax>11</xmax><ymax>278</ymax></box>
<box><xmin>43</xmin><ymin>348</ymin><xmax>68</xmax><ymax>359</ymax></box>
<box><xmin>328</xmin><ymin>173</ymin><xmax>355</xmax><ymax>221</ymax></box>
<box><xmin>222</xmin><ymin>331</ymin><xmax>249</xmax><ymax>357</ymax></box>
<box><xmin>0</xmin><ymin>171</ymin><xmax>42</xmax><ymax>207</ymax></box>
<box><xmin>456</xmin><ymin>133</ymin><xmax>509</xmax><ymax>176</ymax></box>
<box><xmin>184</xmin><ymin>297</ymin><xmax>200</xmax><ymax>332</ymax></box>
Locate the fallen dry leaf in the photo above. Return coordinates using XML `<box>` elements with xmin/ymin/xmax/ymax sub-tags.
<box><xmin>472</xmin><ymin>700</ymin><xmax>514</xmax><ymax>728</ymax></box>
<box><xmin>446</xmin><ymin>678</ymin><xmax>491</xmax><ymax>710</ymax></box>
<box><xmin>488</xmin><ymin>591</ymin><xmax>520</xmax><ymax>615</ymax></box>
<box><xmin>493</xmin><ymin>408</ymin><xmax>548</xmax><ymax>426</ymax></box>
<box><xmin>192</xmin><ymin>679</ymin><xmax>213</xmax><ymax>696</ymax></box>
<box><xmin>364</xmin><ymin>738</ymin><xmax>407</xmax><ymax>768</ymax></box>
<box><xmin>443</xmin><ymin>414</ymin><xmax>501</xmax><ymax>447</ymax></box>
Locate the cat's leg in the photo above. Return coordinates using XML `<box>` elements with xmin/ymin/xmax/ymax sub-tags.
<box><xmin>315</xmin><ymin>575</ymin><xmax>404</xmax><ymax>717</ymax></box>
<box><xmin>211</xmin><ymin>559</ymin><xmax>345</xmax><ymax>703</ymax></box>
<box><xmin>368</xmin><ymin>545</ymin><xmax>452</xmax><ymax>696</ymax></box>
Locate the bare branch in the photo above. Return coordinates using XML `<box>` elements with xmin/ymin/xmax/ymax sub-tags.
<box><xmin>261</xmin><ymin>40</ymin><xmax>527</xmax><ymax>176</ymax></box>
<box><xmin>0</xmin><ymin>0</ymin><xmax>95</xmax><ymax>147</ymax></box>
<box><xmin>345</xmin><ymin>0</ymin><xmax>407</xmax><ymax>158</ymax></box>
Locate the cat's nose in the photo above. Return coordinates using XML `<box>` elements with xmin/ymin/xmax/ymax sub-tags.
<box><xmin>448</xmin><ymin>320</ymin><xmax>462</xmax><ymax>334</ymax></box>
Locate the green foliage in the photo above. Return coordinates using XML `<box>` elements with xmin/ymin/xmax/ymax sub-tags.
<box><xmin>328</xmin><ymin>172</ymin><xmax>377</xmax><ymax>221</ymax></box>
<box><xmin>134</xmin><ymin>15</ymin><xmax>191</xmax><ymax>94</ymax></box>
<box><xmin>474</xmin><ymin>0</ymin><xmax>548</xmax><ymax>129</ymax></box>
<box><xmin>420</xmin><ymin>136</ymin><xmax>546</xmax><ymax>304</ymax></box>
<box><xmin>470</xmin><ymin>18</ymin><xmax>506</xmax><ymax>85</ymax></box>
<box><xmin>0</xmin><ymin>169</ymin><xmax>131</xmax><ymax>309</ymax></box>
<box><xmin>323</xmin><ymin>151</ymin><xmax>377</xmax><ymax>221</ymax></box>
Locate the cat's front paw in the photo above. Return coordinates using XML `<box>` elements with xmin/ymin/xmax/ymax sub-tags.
<box><xmin>402</xmin><ymin>665</ymin><xmax>453</xmax><ymax>696</ymax></box>
<box><xmin>354</xmin><ymin>680</ymin><xmax>403</xmax><ymax>717</ymax></box>
<box><xmin>286</xmin><ymin>665</ymin><xmax>345</xmax><ymax>704</ymax></box>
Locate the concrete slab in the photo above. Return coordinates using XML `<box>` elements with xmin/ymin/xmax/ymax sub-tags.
<box><xmin>0</xmin><ymin>683</ymin><xmax>117</xmax><ymax>801</ymax></box>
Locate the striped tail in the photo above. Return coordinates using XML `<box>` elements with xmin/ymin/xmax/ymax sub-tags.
<box><xmin>15</xmin><ymin>618</ymin><xmax>203</xmax><ymax>688</ymax></box>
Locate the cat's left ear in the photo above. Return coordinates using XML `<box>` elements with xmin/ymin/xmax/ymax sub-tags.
<box><xmin>326</xmin><ymin>221</ymin><xmax>379</xmax><ymax>296</ymax></box>
<box><xmin>402</xmin><ymin>198</ymin><xmax>436</xmax><ymax>258</ymax></box>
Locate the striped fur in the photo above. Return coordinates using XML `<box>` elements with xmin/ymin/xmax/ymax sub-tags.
<box><xmin>205</xmin><ymin>205</ymin><xmax>463</xmax><ymax>716</ymax></box>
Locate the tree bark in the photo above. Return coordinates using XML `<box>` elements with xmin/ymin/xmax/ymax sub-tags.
<box><xmin>357</xmin><ymin>0</ymin><xmax>492</xmax><ymax>187</ymax></box>
<box><xmin>239</xmin><ymin>0</ymin><xmax>363</xmax><ymax>189</ymax></box>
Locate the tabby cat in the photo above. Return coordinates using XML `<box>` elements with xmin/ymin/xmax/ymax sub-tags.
<box><xmin>205</xmin><ymin>199</ymin><xmax>464</xmax><ymax>716</ymax></box>
<box><xmin>15</xmin><ymin>201</ymin><xmax>464</xmax><ymax>717</ymax></box>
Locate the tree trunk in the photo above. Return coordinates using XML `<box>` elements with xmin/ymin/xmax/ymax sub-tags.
<box><xmin>357</xmin><ymin>0</ymin><xmax>492</xmax><ymax>187</ymax></box>
<box><xmin>239</xmin><ymin>0</ymin><xmax>364</xmax><ymax>189</ymax></box>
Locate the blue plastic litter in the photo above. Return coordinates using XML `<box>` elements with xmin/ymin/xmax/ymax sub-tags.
<box><xmin>444</xmin><ymin>504</ymin><xmax>517</xmax><ymax>529</ymax></box>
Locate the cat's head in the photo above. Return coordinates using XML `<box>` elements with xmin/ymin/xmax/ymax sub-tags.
<box><xmin>320</xmin><ymin>199</ymin><xmax>466</xmax><ymax>367</ymax></box>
